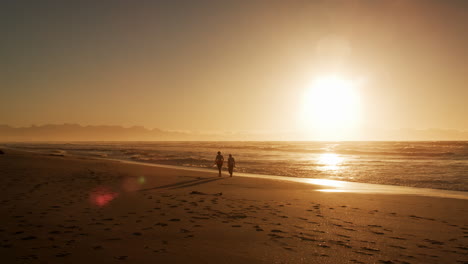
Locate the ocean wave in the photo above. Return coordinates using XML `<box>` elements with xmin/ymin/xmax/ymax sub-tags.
<box><xmin>5</xmin><ymin>141</ymin><xmax>468</xmax><ymax>192</ymax></box>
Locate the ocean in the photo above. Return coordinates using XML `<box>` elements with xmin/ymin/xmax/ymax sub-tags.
<box><xmin>3</xmin><ymin>141</ymin><xmax>468</xmax><ymax>192</ymax></box>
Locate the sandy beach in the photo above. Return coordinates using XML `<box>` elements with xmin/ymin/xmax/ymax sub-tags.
<box><xmin>0</xmin><ymin>149</ymin><xmax>467</xmax><ymax>264</ymax></box>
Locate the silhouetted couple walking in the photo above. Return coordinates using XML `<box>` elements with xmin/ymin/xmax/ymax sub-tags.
<box><xmin>215</xmin><ymin>151</ymin><xmax>235</xmax><ymax>177</ymax></box>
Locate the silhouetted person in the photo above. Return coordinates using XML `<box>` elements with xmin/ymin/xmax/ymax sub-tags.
<box><xmin>215</xmin><ymin>151</ymin><xmax>224</xmax><ymax>177</ymax></box>
<box><xmin>228</xmin><ymin>154</ymin><xmax>235</xmax><ymax>177</ymax></box>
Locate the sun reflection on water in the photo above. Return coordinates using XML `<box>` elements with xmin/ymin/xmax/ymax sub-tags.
<box><xmin>317</xmin><ymin>153</ymin><xmax>344</xmax><ymax>171</ymax></box>
<box><xmin>304</xmin><ymin>178</ymin><xmax>345</xmax><ymax>188</ymax></box>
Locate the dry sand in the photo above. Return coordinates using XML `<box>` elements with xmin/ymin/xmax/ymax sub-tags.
<box><xmin>0</xmin><ymin>149</ymin><xmax>467</xmax><ymax>264</ymax></box>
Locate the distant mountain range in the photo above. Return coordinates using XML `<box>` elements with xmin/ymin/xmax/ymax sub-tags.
<box><xmin>0</xmin><ymin>124</ymin><xmax>196</xmax><ymax>141</ymax></box>
<box><xmin>0</xmin><ymin>124</ymin><xmax>467</xmax><ymax>141</ymax></box>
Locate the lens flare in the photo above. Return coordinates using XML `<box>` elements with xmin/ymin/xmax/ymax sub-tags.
<box><xmin>138</xmin><ymin>176</ymin><xmax>146</xmax><ymax>184</ymax></box>
<box><xmin>122</xmin><ymin>176</ymin><xmax>145</xmax><ymax>192</ymax></box>
<box><xmin>89</xmin><ymin>187</ymin><xmax>119</xmax><ymax>207</ymax></box>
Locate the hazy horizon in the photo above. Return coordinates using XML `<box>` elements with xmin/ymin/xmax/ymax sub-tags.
<box><xmin>1</xmin><ymin>123</ymin><xmax>468</xmax><ymax>141</ymax></box>
<box><xmin>2</xmin><ymin>1</ymin><xmax>468</xmax><ymax>140</ymax></box>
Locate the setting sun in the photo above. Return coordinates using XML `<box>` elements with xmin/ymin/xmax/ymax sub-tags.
<box><xmin>299</xmin><ymin>75</ymin><xmax>362</xmax><ymax>139</ymax></box>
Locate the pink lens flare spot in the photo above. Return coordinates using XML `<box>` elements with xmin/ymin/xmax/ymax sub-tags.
<box><xmin>89</xmin><ymin>187</ymin><xmax>119</xmax><ymax>207</ymax></box>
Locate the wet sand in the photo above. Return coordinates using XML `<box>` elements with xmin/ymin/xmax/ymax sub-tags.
<box><xmin>0</xmin><ymin>149</ymin><xmax>467</xmax><ymax>263</ymax></box>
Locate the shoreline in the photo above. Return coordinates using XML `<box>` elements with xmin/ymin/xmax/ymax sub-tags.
<box><xmin>4</xmin><ymin>146</ymin><xmax>467</xmax><ymax>200</ymax></box>
<box><xmin>0</xmin><ymin>149</ymin><xmax>467</xmax><ymax>263</ymax></box>
<box><xmin>106</xmin><ymin>157</ymin><xmax>468</xmax><ymax>200</ymax></box>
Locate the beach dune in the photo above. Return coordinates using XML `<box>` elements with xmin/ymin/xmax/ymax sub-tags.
<box><xmin>0</xmin><ymin>150</ymin><xmax>467</xmax><ymax>263</ymax></box>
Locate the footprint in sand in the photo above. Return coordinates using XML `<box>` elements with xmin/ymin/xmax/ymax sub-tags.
<box><xmin>361</xmin><ymin>246</ymin><xmax>380</xmax><ymax>252</ymax></box>
<box><xmin>56</xmin><ymin>252</ymin><xmax>71</xmax><ymax>257</ymax></box>
<box><xmin>21</xmin><ymin>236</ymin><xmax>37</xmax><ymax>240</ymax></box>
<box><xmin>353</xmin><ymin>251</ymin><xmax>373</xmax><ymax>256</ymax></box>
<box><xmin>409</xmin><ymin>215</ymin><xmax>423</xmax><ymax>220</ymax></box>
<box><xmin>424</xmin><ymin>238</ymin><xmax>444</xmax><ymax>245</ymax></box>
<box><xmin>455</xmin><ymin>246</ymin><xmax>468</xmax><ymax>251</ymax></box>
<box><xmin>359</xmin><ymin>240</ymin><xmax>376</xmax><ymax>244</ymax></box>
<box><xmin>389</xmin><ymin>245</ymin><xmax>406</xmax><ymax>249</ymax></box>
<box><xmin>317</xmin><ymin>243</ymin><xmax>330</xmax><ymax>248</ymax></box>
<box><xmin>337</xmin><ymin>234</ymin><xmax>351</xmax><ymax>238</ymax></box>
<box><xmin>268</xmin><ymin>234</ymin><xmax>284</xmax><ymax>239</ymax></box>
<box><xmin>192</xmin><ymin>216</ymin><xmax>209</xmax><ymax>220</ymax></box>
<box><xmin>19</xmin><ymin>254</ymin><xmax>39</xmax><ymax>260</ymax></box>
<box><xmin>271</xmin><ymin>229</ymin><xmax>285</xmax><ymax>233</ymax></box>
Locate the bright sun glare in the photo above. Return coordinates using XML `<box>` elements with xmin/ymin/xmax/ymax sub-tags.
<box><xmin>299</xmin><ymin>75</ymin><xmax>362</xmax><ymax>139</ymax></box>
<box><xmin>317</xmin><ymin>153</ymin><xmax>343</xmax><ymax>171</ymax></box>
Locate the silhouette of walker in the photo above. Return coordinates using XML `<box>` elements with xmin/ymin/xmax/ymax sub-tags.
<box><xmin>214</xmin><ymin>151</ymin><xmax>224</xmax><ymax>177</ymax></box>
<box><xmin>228</xmin><ymin>154</ymin><xmax>235</xmax><ymax>177</ymax></box>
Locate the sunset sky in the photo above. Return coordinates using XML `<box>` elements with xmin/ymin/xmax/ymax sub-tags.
<box><xmin>2</xmin><ymin>0</ymin><xmax>468</xmax><ymax>139</ymax></box>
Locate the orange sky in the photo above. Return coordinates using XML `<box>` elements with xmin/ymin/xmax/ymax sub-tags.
<box><xmin>2</xmin><ymin>1</ymin><xmax>468</xmax><ymax>140</ymax></box>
